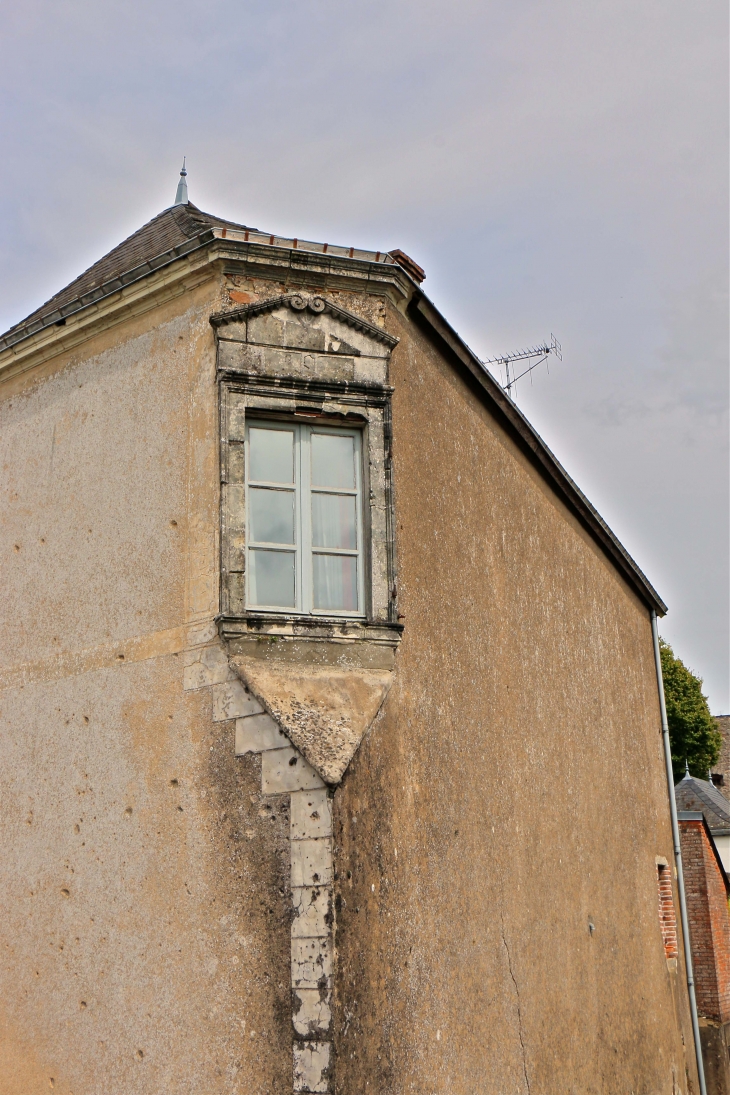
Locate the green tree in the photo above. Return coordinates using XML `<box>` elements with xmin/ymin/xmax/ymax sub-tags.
<box><xmin>660</xmin><ymin>638</ymin><xmax>721</xmax><ymax>783</ymax></box>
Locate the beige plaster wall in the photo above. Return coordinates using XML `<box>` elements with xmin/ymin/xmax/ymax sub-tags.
<box><xmin>0</xmin><ymin>285</ymin><xmax>292</xmax><ymax>1095</ymax></box>
<box><xmin>332</xmin><ymin>306</ymin><xmax>698</xmax><ymax>1094</ymax></box>
<box><xmin>1</xmin><ymin>283</ymin><xmax>220</xmax><ymax>663</ymax></box>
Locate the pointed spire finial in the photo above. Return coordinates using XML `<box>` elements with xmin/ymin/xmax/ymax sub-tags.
<box><xmin>174</xmin><ymin>158</ymin><xmax>188</xmax><ymax>206</ymax></box>
<box><xmin>685</xmin><ymin>758</ymin><xmax>690</xmax><ymax>777</ymax></box>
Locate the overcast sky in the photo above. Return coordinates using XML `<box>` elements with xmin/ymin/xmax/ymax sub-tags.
<box><xmin>1</xmin><ymin>0</ymin><xmax>727</xmax><ymax>710</ymax></box>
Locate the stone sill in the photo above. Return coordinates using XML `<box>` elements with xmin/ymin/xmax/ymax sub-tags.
<box><xmin>218</xmin><ymin>614</ymin><xmax>402</xmax><ymax>670</ymax></box>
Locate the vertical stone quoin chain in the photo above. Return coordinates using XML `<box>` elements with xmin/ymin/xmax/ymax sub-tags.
<box><xmin>183</xmin><ymin>636</ymin><xmax>334</xmax><ymax>1095</ymax></box>
<box><xmin>291</xmin><ymin>789</ymin><xmax>333</xmax><ymax>1094</ymax></box>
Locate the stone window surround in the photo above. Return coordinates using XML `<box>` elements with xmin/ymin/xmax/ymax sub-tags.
<box><xmin>217</xmin><ymin>370</ymin><xmax>402</xmax><ymax>652</ymax></box>
<box><xmin>213</xmin><ymin>295</ymin><xmax>402</xmax><ymax>792</ymax></box>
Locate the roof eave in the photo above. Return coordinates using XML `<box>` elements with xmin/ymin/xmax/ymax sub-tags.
<box><xmin>0</xmin><ymin>237</ymin><xmax>222</xmax><ymax>384</ymax></box>
<box><xmin>0</xmin><ymin>229</ymin><xmax>219</xmax><ymax>355</ymax></box>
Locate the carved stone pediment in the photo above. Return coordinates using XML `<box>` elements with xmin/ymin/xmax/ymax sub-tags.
<box><xmin>211</xmin><ymin>293</ymin><xmax>398</xmax><ymax>351</ymax></box>
<box><xmin>212</xmin><ymin>294</ymin><xmax>398</xmax><ymax>387</ymax></box>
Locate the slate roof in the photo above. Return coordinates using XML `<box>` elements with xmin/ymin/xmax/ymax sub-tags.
<box><xmin>0</xmin><ymin>203</ymin><xmax>255</xmax><ymax>349</ymax></box>
<box><xmin>675</xmin><ymin>774</ymin><xmax>730</xmax><ymax>835</ymax></box>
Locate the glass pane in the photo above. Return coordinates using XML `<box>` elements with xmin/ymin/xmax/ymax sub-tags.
<box><xmin>249</xmin><ymin>427</ymin><xmax>294</xmax><ymax>484</ymax></box>
<box><xmin>312</xmin><ymin>494</ymin><xmax>357</xmax><ymax>549</ymax></box>
<box><xmin>313</xmin><ymin>555</ymin><xmax>358</xmax><ymax>612</ymax></box>
<box><xmin>248</xmin><ymin>549</ymin><xmax>295</xmax><ymax>607</ymax></box>
<box><xmin>311</xmin><ymin>433</ymin><xmax>355</xmax><ymax>489</ymax></box>
<box><xmin>249</xmin><ymin>488</ymin><xmax>294</xmax><ymax>544</ymax></box>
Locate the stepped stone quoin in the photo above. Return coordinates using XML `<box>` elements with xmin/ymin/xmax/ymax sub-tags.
<box><xmin>235</xmin><ymin>711</ymin><xmax>288</xmax><ymax>754</ymax></box>
<box><xmin>187</xmin><ymin>646</ymin><xmax>335</xmax><ymax>1092</ymax></box>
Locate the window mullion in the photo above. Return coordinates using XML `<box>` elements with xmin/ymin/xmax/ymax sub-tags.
<box><xmin>300</xmin><ymin>424</ymin><xmax>312</xmax><ymax>613</ymax></box>
<box><xmin>244</xmin><ymin>421</ymin><xmax>250</xmax><ymax>609</ymax></box>
<box><xmin>292</xmin><ymin>423</ymin><xmax>300</xmax><ymax>613</ymax></box>
<box><xmin>355</xmin><ymin>430</ymin><xmax>364</xmax><ymax>615</ymax></box>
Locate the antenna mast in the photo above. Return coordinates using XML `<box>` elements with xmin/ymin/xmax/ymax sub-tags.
<box><xmin>482</xmin><ymin>334</ymin><xmax>562</xmax><ymax>399</ymax></box>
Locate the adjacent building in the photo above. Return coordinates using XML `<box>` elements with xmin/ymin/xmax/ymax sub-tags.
<box><xmin>676</xmin><ymin>773</ymin><xmax>730</xmax><ymax>875</ymax></box>
<box><xmin>678</xmin><ymin>811</ymin><xmax>730</xmax><ymax>1095</ymax></box>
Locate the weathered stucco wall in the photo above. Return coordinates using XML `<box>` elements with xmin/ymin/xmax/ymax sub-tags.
<box><xmin>0</xmin><ymin>284</ymin><xmax>292</xmax><ymax>1094</ymax></box>
<box><xmin>332</xmin><ymin>305</ymin><xmax>698</xmax><ymax>1094</ymax></box>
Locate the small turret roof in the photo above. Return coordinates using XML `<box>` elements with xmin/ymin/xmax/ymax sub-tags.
<box><xmin>174</xmin><ymin>159</ymin><xmax>188</xmax><ymax>206</ymax></box>
<box><xmin>675</xmin><ymin>773</ymin><xmax>730</xmax><ymax>834</ymax></box>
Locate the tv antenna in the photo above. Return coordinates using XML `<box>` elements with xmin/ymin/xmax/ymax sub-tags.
<box><xmin>482</xmin><ymin>334</ymin><xmax>562</xmax><ymax>399</ymax></box>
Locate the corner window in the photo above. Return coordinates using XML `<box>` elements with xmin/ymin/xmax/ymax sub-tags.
<box><xmin>245</xmin><ymin>421</ymin><xmax>364</xmax><ymax>615</ymax></box>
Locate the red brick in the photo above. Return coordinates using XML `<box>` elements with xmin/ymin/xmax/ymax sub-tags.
<box><xmin>657</xmin><ymin>863</ymin><xmax>679</xmax><ymax>959</ymax></box>
<box><xmin>678</xmin><ymin>819</ymin><xmax>730</xmax><ymax>1023</ymax></box>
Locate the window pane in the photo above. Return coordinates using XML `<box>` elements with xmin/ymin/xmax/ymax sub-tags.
<box><xmin>311</xmin><ymin>433</ymin><xmax>355</xmax><ymax>489</ymax></box>
<box><xmin>313</xmin><ymin>555</ymin><xmax>358</xmax><ymax>612</ymax></box>
<box><xmin>249</xmin><ymin>428</ymin><xmax>294</xmax><ymax>484</ymax></box>
<box><xmin>249</xmin><ymin>488</ymin><xmax>294</xmax><ymax>544</ymax></box>
<box><xmin>312</xmin><ymin>493</ymin><xmax>357</xmax><ymax>549</ymax></box>
<box><xmin>249</xmin><ymin>549</ymin><xmax>295</xmax><ymax>607</ymax></box>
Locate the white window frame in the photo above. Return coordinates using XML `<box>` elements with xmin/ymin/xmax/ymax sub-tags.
<box><xmin>244</xmin><ymin>419</ymin><xmax>365</xmax><ymax>617</ymax></box>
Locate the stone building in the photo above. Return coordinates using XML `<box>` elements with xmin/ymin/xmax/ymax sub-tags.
<box><xmin>678</xmin><ymin>812</ymin><xmax>730</xmax><ymax>1095</ymax></box>
<box><xmin>711</xmin><ymin>715</ymin><xmax>730</xmax><ymax>792</ymax></box>
<box><xmin>0</xmin><ymin>172</ymin><xmax>702</xmax><ymax>1093</ymax></box>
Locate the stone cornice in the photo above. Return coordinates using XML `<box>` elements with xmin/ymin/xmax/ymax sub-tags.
<box><xmin>214</xmin><ymin>238</ymin><xmax>414</xmax><ymax>302</ymax></box>
<box><xmin>217</xmin><ymin>372</ymin><xmax>393</xmax><ymax>410</ymax></box>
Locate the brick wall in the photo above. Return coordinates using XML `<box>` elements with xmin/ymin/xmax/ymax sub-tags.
<box><xmin>679</xmin><ymin>818</ymin><xmax>730</xmax><ymax>1022</ymax></box>
<box><xmin>657</xmin><ymin>862</ymin><xmax>679</xmax><ymax>959</ymax></box>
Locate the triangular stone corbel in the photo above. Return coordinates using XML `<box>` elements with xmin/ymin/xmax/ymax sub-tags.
<box><xmin>228</xmin><ymin>657</ymin><xmax>393</xmax><ymax>784</ymax></box>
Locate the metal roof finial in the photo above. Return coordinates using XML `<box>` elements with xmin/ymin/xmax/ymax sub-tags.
<box><xmin>685</xmin><ymin>758</ymin><xmax>690</xmax><ymax>777</ymax></box>
<box><xmin>174</xmin><ymin>158</ymin><xmax>188</xmax><ymax>206</ymax></box>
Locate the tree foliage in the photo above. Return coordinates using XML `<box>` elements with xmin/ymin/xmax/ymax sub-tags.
<box><xmin>660</xmin><ymin>638</ymin><xmax>721</xmax><ymax>784</ymax></box>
